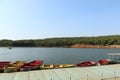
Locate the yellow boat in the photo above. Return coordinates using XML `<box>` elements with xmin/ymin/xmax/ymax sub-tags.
<box><xmin>54</xmin><ymin>64</ymin><xmax>74</xmax><ymax>68</ymax></box>
<box><xmin>54</xmin><ymin>64</ymin><xmax>64</xmax><ymax>68</ymax></box>
<box><xmin>63</xmin><ymin>64</ymin><xmax>75</xmax><ymax>68</ymax></box>
<box><xmin>40</xmin><ymin>64</ymin><xmax>75</xmax><ymax>69</ymax></box>
<box><xmin>40</xmin><ymin>64</ymin><xmax>54</xmax><ymax>69</ymax></box>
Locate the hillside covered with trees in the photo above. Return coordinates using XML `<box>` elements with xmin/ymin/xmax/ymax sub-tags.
<box><xmin>0</xmin><ymin>35</ymin><xmax>120</xmax><ymax>48</ymax></box>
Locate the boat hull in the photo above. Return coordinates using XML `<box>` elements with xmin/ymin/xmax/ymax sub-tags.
<box><xmin>4</xmin><ymin>67</ymin><xmax>17</xmax><ymax>73</ymax></box>
<box><xmin>20</xmin><ymin>66</ymin><xmax>32</xmax><ymax>71</ymax></box>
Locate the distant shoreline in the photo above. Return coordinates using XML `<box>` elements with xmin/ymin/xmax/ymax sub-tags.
<box><xmin>0</xmin><ymin>35</ymin><xmax>120</xmax><ymax>48</ymax></box>
<box><xmin>1</xmin><ymin>44</ymin><xmax>120</xmax><ymax>49</ymax></box>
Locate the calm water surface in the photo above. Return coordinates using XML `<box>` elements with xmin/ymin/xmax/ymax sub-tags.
<box><xmin>0</xmin><ymin>47</ymin><xmax>120</xmax><ymax>64</ymax></box>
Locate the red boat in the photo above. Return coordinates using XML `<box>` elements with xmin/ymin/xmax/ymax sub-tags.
<box><xmin>98</xmin><ymin>59</ymin><xmax>110</xmax><ymax>65</ymax></box>
<box><xmin>20</xmin><ymin>60</ymin><xmax>43</xmax><ymax>71</ymax></box>
<box><xmin>77</xmin><ymin>61</ymin><xmax>97</xmax><ymax>67</ymax></box>
<box><xmin>0</xmin><ymin>61</ymin><xmax>10</xmax><ymax>65</ymax></box>
<box><xmin>0</xmin><ymin>61</ymin><xmax>11</xmax><ymax>71</ymax></box>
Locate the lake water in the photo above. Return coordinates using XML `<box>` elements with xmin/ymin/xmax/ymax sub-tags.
<box><xmin>0</xmin><ymin>47</ymin><xmax>120</xmax><ymax>64</ymax></box>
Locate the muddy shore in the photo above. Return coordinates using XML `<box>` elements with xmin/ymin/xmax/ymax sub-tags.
<box><xmin>70</xmin><ymin>44</ymin><xmax>120</xmax><ymax>48</ymax></box>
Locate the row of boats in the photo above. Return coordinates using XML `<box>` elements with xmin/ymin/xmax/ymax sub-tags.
<box><xmin>0</xmin><ymin>60</ymin><xmax>43</xmax><ymax>73</ymax></box>
<box><xmin>76</xmin><ymin>59</ymin><xmax>110</xmax><ymax>67</ymax></box>
<box><xmin>0</xmin><ymin>60</ymin><xmax>75</xmax><ymax>73</ymax></box>
<box><xmin>0</xmin><ymin>59</ymin><xmax>110</xmax><ymax>73</ymax></box>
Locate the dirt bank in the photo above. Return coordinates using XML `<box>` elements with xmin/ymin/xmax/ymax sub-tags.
<box><xmin>70</xmin><ymin>44</ymin><xmax>120</xmax><ymax>48</ymax></box>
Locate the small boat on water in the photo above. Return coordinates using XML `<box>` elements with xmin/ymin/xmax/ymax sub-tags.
<box><xmin>20</xmin><ymin>60</ymin><xmax>43</xmax><ymax>71</ymax></box>
<box><xmin>76</xmin><ymin>61</ymin><xmax>97</xmax><ymax>67</ymax></box>
<box><xmin>8</xmin><ymin>47</ymin><xmax>12</xmax><ymax>49</ymax></box>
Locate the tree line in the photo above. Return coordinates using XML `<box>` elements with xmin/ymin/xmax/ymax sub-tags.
<box><xmin>0</xmin><ymin>35</ymin><xmax>120</xmax><ymax>47</ymax></box>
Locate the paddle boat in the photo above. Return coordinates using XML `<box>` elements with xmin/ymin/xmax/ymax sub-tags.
<box><xmin>4</xmin><ymin>61</ymin><xmax>25</xmax><ymax>73</ymax></box>
<box><xmin>97</xmin><ymin>59</ymin><xmax>110</xmax><ymax>65</ymax></box>
<box><xmin>20</xmin><ymin>60</ymin><xmax>43</xmax><ymax>71</ymax></box>
<box><xmin>76</xmin><ymin>61</ymin><xmax>97</xmax><ymax>67</ymax></box>
<box><xmin>40</xmin><ymin>64</ymin><xmax>74</xmax><ymax>69</ymax></box>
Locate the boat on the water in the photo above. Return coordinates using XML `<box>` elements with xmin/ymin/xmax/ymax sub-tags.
<box><xmin>20</xmin><ymin>60</ymin><xmax>43</xmax><ymax>71</ymax></box>
<box><xmin>8</xmin><ymin>46</ymin><xmax>12</xmax><ymax>49</ymax></box>
<box><xmin>76</xmin><ymin>61</ymin><xmax>97</xmax><ymax>67</ymax></box>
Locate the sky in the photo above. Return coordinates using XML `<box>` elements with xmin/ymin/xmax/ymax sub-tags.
<box><xmin>0</xmin><ymin>0</ymin><xmax>120</xmax><ymax>40</ymax></box>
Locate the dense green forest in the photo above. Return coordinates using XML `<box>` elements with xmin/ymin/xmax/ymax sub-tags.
<box><xmin>0</xmin><ymin>35</ymin><xmax>120</xmax><ymax>47</ymax></box>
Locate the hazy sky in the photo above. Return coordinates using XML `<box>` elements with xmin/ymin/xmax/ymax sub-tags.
<box><xmin>0</xmin><ymin>0</ymin><xmax>120</xmax><ymax>40</ymax></box>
